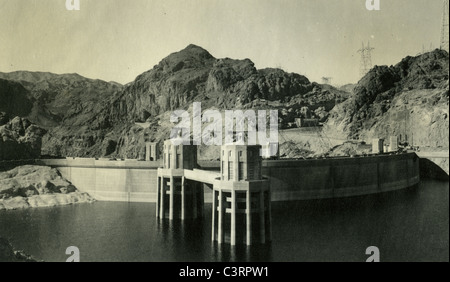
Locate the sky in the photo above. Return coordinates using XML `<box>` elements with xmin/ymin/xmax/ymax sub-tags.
<box><xmin>0</xmin><ymin>0</ymin><xmax>446</xmax><ymax>86</ymax></box>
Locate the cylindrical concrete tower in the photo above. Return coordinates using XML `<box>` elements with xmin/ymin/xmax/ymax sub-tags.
<box><xmin>220</xmin><ymin>144</ymin><xmax>262</xmax><ymax>182</ymax></box>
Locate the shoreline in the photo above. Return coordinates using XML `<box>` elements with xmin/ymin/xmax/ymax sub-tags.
<box><xmin>0</xmin><ymin>192</ymin><xmax>95</xmax><ymax>211</ymax></box>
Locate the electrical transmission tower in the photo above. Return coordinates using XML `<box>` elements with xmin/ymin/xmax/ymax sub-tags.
<box><xmin>420</xmin><ymin>43</ymin><xmax>434</xmax><ymax>55</ymax></box>
<box><xmin>357</xmin><ymin>41</ymin><xmax>375</xmax><ymax>78</ymax></box>
<box><xmin>441</xmin><ymin>0</ymin><xmax>449</xmax><ymax>52</ymax></box>
<box><xmin>321</xmin><ymin>77</ymin><xmax>332</xmax><ymax>85</ymax></box>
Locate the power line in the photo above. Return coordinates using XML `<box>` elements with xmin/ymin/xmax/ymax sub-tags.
<box><xmin>357</xmin><ymin>41</ymin><xmax>375</xmax><ymax>78</ymax></box>
<box><xmin>417</xmin><ymin>43</ymin><xmax>434</xmax><ymax>56</ymax></box>
<box><xmin>441</xmin><ymin>0</ymin><xmax>449</xmax><ymax>52</ymax></box>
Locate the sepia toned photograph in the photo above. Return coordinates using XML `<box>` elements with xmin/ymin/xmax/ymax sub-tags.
<box><xmin>0</xmin><ymin>0</ymin><xmax>448</xmax><ymax>265</ymax></box>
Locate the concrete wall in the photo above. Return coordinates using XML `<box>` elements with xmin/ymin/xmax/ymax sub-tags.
<box><xmin>263</xmin><ymin>153</ymin><xmax>419</xmax><ymax>201</ymax></box>
<box><xmin>39</xmin><ymin>153</ymin><xmax>420</xmax><ymax>203</ymax></box>
<box><xmin>40</xmin><ymin>158</ymin><xmax>161</xmax><ymax>203</ymax></box>
<box><xmin>415</xmin><ymin>151</ymin><xmax>449</xmax><ymax>179</ymax></box>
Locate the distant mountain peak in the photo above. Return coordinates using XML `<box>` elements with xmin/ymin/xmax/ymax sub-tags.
<box><xmin>163</xmin><ymin>44</ymin><xmax>215</xmax><ymax>62</ymax></box>
<box><xmin>184</xmin><ymin>43</ymin><xmax>207</xmax><ymax>50</ymax></box>
<box><xmin>143</xmin><ymin>44</ymin><xmax>216</xmax><ymax>76</ymax></box>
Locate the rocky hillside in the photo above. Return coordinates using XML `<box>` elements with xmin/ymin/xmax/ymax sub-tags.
<box><xmin>0</xmin><ymin>78</ymin><xmax>33</xmax><ymax>118</ymax></box>
<box><xmin>324</xmin><ymin>49</ymin><xmax>449</xmax><ymax>151</ymax></box>
<box><xmin>112</xmin><ymin>45</ymin><xmax>314</xmax><ymax>121</ymax></box>
<box><xmin>0</xmin><ymin>45</ymin><xmax>348</xmax><ymax>159</ymax></box>
<box><xmin>88</xmin><ymin>45</ymin><xmax>348</xmax><ymax>158</ymax></box>
<box><xmin>0</xmin><ymin>71</ymin><xmax>124</xmax><ymax>158</ymax></box>
<box><xmin>1</xmin><ymin>46</ymin><xmax>447</xmax><ymax>161</ymax></box>
<box><xmin>0</xmin><ymin>71</ymin><xmax>123</xmax><ymax>129</ymax></box>
<box><xmin>0</xmin><ymin>114</ymin><xmax>46</xmax><ymax>160</ymax></box>
<box><xmin>113</xmin><ymin>45</ymin><xmax>348</xmax><ymax>122</ymax></box>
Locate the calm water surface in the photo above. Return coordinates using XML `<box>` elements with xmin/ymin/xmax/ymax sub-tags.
<box><xmin>0</xmin><ymin>180</ymin><xmax>448</xmax><ymax>262</ymax></box>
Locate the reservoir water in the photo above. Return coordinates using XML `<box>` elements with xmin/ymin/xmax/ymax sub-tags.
<box><xmin>0</xmin><ymin>180</ymin><xmax>448</xmax><ymax>262</ymax></box>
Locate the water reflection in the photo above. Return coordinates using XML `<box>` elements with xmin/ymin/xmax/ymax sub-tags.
<box><xmin>211</xmin><ymin>243</ymin><xmax>272</xmax><ymax>262</ymax></box>
<box><xmin>156</xmin><ymin>218</ymin><xmax>210</xmax><ymax>261</ymax></box>
<box><xmin>155</xmin><ymin>217</ymin><xmax>273</xmax><ymax>262</ymax></box>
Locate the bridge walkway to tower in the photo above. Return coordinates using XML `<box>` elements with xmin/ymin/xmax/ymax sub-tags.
<box><xmin>183</xmin><ymin>169</ymin><xmax>220</xmax><ymax>186</ymax></box>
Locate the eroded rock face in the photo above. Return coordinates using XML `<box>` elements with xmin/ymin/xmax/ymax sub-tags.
<box><xmin>111</xmin><ymin>45</ymin><xmax>314</xmax><ymax>121</ymax></box>
<box><xmin>4</xmin><ymin>44</ymin><xmax>408</xmax><ymax>160</ymax></box>
<box><xmin>2</xmin><ymin>47</ymin><xmax>447</xmax><ymax>163</ymax></box>
<box><xmin>0</xmin><ymin>165</ymin><xmax>95</xmax><ymax>210</ymax></box>
<box><xmin>0</xmin><ymin>79</ymin><xmax>33</xmax><ymax>119</ymax></box>
<box><xmin>324</xmin><ymin>49</ymin><xmax>449</xmax><ymax>147</ymax></box>
<box><xmin>0</xmin><ymin>115</ymin><xmax>46</xmax><ymax>160</ymax></box>
<box><xmin>1</xmin><ymin>45</ymin><xmax>345</xmax><ymax>159</ymax></box>
<box><xmin>0</xmin><ymin>71</ymin><xmax>124</xmax><ymax>158</ymax></box>
<box><xmin>0</xmin><ymin>165</ymin><xmax>75</xmax><ymax>199</ymax></box>
<box><xmin>326</xmin><ymin>141</ymin><xmax>372</xmax><ymax>157</ymax></box>
<box><xmin>84</xmin><ymin>45</ymin><xmax>346</xmax><ymax>159</ymax></box>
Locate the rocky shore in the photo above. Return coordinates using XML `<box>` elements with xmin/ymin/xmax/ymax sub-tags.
<box><xmin>0</xmin><ymin>165</ymin><xmax>95</xmax><ymax>210</ymax></box>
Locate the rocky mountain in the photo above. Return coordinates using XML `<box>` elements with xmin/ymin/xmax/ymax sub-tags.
<box><xmin>0</xmin><ymin>71</ymin><xmax>124</xmax><ymax>129</ymax></box>
<box><xmin>324</xmin><ymin>49</ymin><xmax>449</xmax><ymax>151</ymax></box>
<box><xmin>0</xmin><ymin>45</ymin><xmax>448</xmax><ymax>165</ymax></box>
<box><xmin>90</xmin><ymin>44</ymin><xmax>348</xmax><ymax>158</ymax></box>
<box><xmin>100</xmin><ymin>44</ymin><xmax>334</xmax><ymax>122</ymax></box>
<box><xmin>0</xmin><ymin>71</ymin><xmax>124</xmax><ymax>157</ymax></box>
<box><xmin>1</xmin><ymin>45</ymin><xmax>348</xmax><ymax>159</ymax></box>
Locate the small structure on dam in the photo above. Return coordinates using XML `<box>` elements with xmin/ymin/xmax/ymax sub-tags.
<box><xmin>372</xmin><ymin>138</ymin><xmax>385</xmax><ymax>154</ymax></box>
<box><xmin>388</xmin><ymin>136</ymin><xmax>399</xmax><ymax>152</ymax></box>
<box><xmin>145</xmin><ymin>142</ymin><xmax>159</xmax><ymax>161</ymax></box>
<box><xmin>156</xmin><ymin>137</ymin><xmax>272</xmax><ymax>246</ymax></box>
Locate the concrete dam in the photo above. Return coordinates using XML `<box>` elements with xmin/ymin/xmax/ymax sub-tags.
<box><xmin>36</xmin><ymin>140</ymin><xmax>421</xmax><ymax>246</ymax></box>
<box><xmin>38</xmin><ymin>151</ymin><xmax>420</xmax><ymax>204</ymax></box>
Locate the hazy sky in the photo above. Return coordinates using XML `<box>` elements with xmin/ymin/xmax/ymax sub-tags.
<box><xmin>0</xmin><ymin>0</ymin><xmax>445</xmax><ymax>85</ymax></box>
